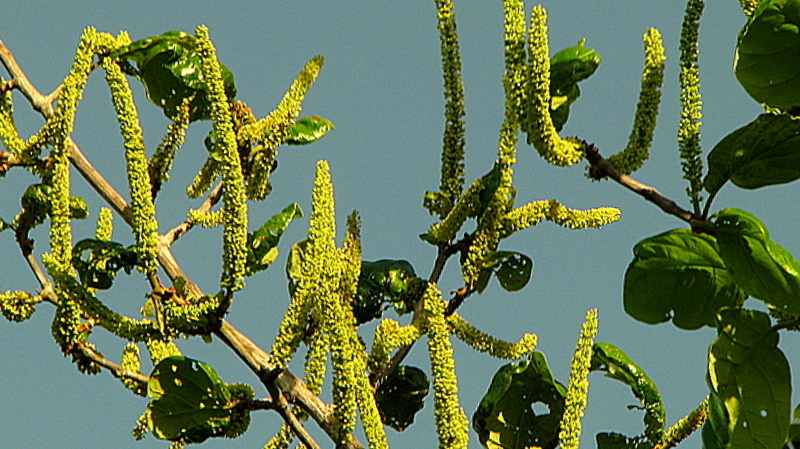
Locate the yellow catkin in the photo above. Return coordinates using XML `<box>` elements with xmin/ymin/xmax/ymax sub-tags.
<box><xmin>145</xmin><ymin>339</ymin><xmax>181</xmax><ymax>366</ymax></box>
<box><xmin>502</xmin><ymin>199</ymin><xmax>621</xmax><ymax>236</ymax></box>
<box><xmin>677</xmin><ymin>0</ymin><xmax>705</xmax><ymax>214</ymax></box>
<box><xmin>431</xmin><ymin>0</ymin><xmax>467</xmax><ymax>218</ymax></box>
<box><xmin>101</xmin><ymin>56</ymin><xmax>160</xmax><ymax>275</ymax></box>
<box><xmin>526</xmin><ymin>6</ymin><xmax>584</xmax><ymax>167</ymax></box>
<box><xmin>448</xmin><ymin>313</ymin><xmax>537</xmax><ymax>359</ymax></box>
<box><xmin>424</xmin><ymin>283</ymin><xmax>470</xmax><ymax>449</ymax></box>
<box><xmin>195</xmin><ymin>26</ymin><xmax>248</xmax><ymax>292</ymax></box>
<box><xmin>558</xmin><ymin>309</ymin><xmax>599</xmax><ymax>449</ymax></box>
<box><xmin>370</xmin><ymin>319</ymin><xmax>423</xmax><ymax>371</ymax></box>
<box><xmin>607</xmin><ymin>28</ymin><xmax>666</xmax><ymax>175</ymax></box>
<box><xmin>240</xmin><ymin>56</ymin><xmax>324</xmax><ymax>201</ymax></box>
<box><xmin>95</xmin><ymin>207</ymin><xmax>114</xmax><ymax>241</ymax></box>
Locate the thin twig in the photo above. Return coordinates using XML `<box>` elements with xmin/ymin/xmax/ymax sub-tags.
<box><xmin>162</xmin><ymin>181</ymin><xmax>224</xmax><ymax>246</ymax></box>
<box><xmin>266</xmin><ymin>382</ymin><xmax>322</xmax><ymax>449</ymax></box>
<box><xmin>585</xmin><ymin>143</ymin><xmax>698</xmax><ymax>224</ymax></box>
<box><xmin>76</xmin><ymin>340</ymin><xmax>150</xmax><ymax>386</ymax></box>
<box><xmin>0</xmin><ymin>37</ymin><xmax>59</xmax><ymax>116</ymax></box>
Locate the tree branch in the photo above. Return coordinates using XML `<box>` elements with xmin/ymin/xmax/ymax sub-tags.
<box><xmin>584</xmin><ymin>142</ymin><xmax>698</xmax><ymax>224</ymax></box>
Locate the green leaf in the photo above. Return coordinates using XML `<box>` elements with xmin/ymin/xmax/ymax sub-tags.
<box><xmin>485</xmin><ymin>251</ymin><xmax>533</xmax><ymax>293</ymax></box>
<box><xmin>375</xmin><ymin>365</ymin><xmax>430</xmax><ymax>431</ymax></box>
<box><xmin>623</xmin><ymin>228</ymin><xmax>747</xmax><ymax>330</ymax></box>
<box><xmin>147</xmin><ymin>356</ymin><xmax>235</xmax><ymax>444</ymax></box>
<box><xmin>705</xmin><ymin>114</ymin><xmax>800</xmax><ymax>195</ymax></box>
<box><xmin>591</xmin><ymin>342</ymin><xmax>664</xmax><ymax>446</ymax></box>
<box><xmin>701</xmin><ymin>392</ymin><xmax>730</xmax><ymax>449</ymax></box>
<box><xmin>285</xmin><ymin>116</ymin><xmax>335</xmax><ymax>145</ymax></box>
<box><xmin>245</xmin><ymin>203</ymin><xmax>303</xmax><ymax>276</ymax></box>
<box><xmin>548</xmin><ymin>40</ymin><xmax>601</xmax><ymax>132</ymax></box>
<box><xmin>715</xmin><ymin>208</ymin><xmax>800</xmax><ymax>315</ymax></box>
<box><xmin>110</xmin><ymin>30</ymin><xmax>236</xmax><ymax>121</ymax></box>
<box><xmin>473</xmin><ymin>352</ymin><xmax>566</xmax><ymax>449</ymax></box>
<box><xmin>704</xmin><ymin>308</ymin><xmax>791</xmax><ymax>449</ymax></box>
<box><xmin>595</xmin><ymin>432</ymin><xmax>651</xmax><ymax>449</ymax></box>
<box><xmin>72</xmin><ymin>239</ymin><xmax>140</xmax><ymax>289</ymax></box>
<box><xmin>354</xmin><ymin>259</ymin><xmax>419</xmax><ymax>323</ymax></box>
<box><xmin>734</xmin><ymin>0</ymin><xmax>800</xmax><ymax>111</ymax></box>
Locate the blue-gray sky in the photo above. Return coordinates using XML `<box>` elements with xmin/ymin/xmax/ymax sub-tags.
<box><xmin>1</xmin><ymin>2</ymin><xmax>795</xmax><ymax>448</ymax></box>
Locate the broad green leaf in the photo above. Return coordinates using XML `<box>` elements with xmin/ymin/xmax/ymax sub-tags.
<box><xmin>72</xmin><ymin>239</ymin><xmax>140</xmax><ymax>289</ymax></box>
<box><xmin>245</xmin><ymin>203</ymin><xmax>303</xmax><ymax>276</ymax></box>
<box><xmin>284</xmin><ymin>116</ymin><xmax>335</xmax><ymax>145</ymax></box>
<box><xmin>473</xmin><ymin>352</ymin><xmax>566</xmax><ymax>449</ymax></box>
<box><xmin>548</xmin><ymin>40</ymin><xmax>601</xmax><ymax>132</ymax></box>
<box><xmin>704</xmin><ymin>308</ymin><xmax>791</xmax><ymax>449</ymax></box>
<box><xmin>591</xmin><ymin>342</ymin><xmax>664</xmax><ymax>446</ymax></box>
<box><xmin>147</xmin><ymin>356</ymin><xmax>235</xmax><ymax>444</ymax></box>
<box><xmin>715</xmin><ymin>208</ymin><xmax>800</xmax><ymax>315</ymax></box>
<box><xmin>623</xmin><ymin>228</ymin><xmax>746</xmax><ymax>330</ymax></box>
<box><xmin>354</xmin><ymin>259</ymin><xmax>419</xmax><ymax>323</ymax></box>
<box><xmin>375</xmin><ymin>365</ymin><xmax>430</xmax><ymax>431</ymax></box>
<box><xmin>734</xmin><ymin>0</ymin><xmax>800</xmax><ymax>111</ymax></box>
<box><xmin>705</xmin><ymin>114</ymin><xmax>800</xmax><ymax>195</ymax></box>
<box><xmin>110</xmin><ymin>30</ymin><xmax>237</xmax><ymax>121</ymax></box>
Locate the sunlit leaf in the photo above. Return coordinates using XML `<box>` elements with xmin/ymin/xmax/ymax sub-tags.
<box><xmin>284</xmin><ymin>116</ymin><xmax>335</xmax><ymax>145</ymax></box>
<box><xmin>703</xmin><ymin>308</ymin><xmax>791</xmax><ymax>449</ymax></box>
<box><xmin>147</xmin><ymin>356</ymin><xmax>234</xmax><ymax>444</ymax></box>
<box><xmin>623</xmin><ymin>228</ymin><xmax>746</xmax><ymax>330</ymax></box>
<box><xmin>473</xmin><ymin>352</ymin><xmax>566</xmax><ymax>449</ymax></box>
<box><xmin>375</xmin><ymin>365</ymin><xmax>429</xmax><ymax>431</ymax></box>
<box><xmin>548</xmin><ymin>40</ymin><xmax>601</xmax><ymax>132</ymax></box>
<box><xmin>110</xmin><ymin>30</ymin><xmax>236</xmax><ymax>121</ymax></box>
<box><xmin>246</xmin><ymin>203</ymin><xmax>302</xmax><ymax>276</ymax></box>
<box><xmin>715</xmin><ymin>208</ymin><xmax>800</xmax><ymax>315</ymax></box>
<box><xmin>734</xmin><ymin>0</ymin><xmax>800</xmax><ymax>111</ymax></box>
<box><xmin>591</xmin><ymin>342</ymin><xmax>664</xmax><ymax>446</ymax></box>
<box><xmin>705</xmin><ymin>114</ymin><xmax>800</xmax><ymax>195</ymax></box>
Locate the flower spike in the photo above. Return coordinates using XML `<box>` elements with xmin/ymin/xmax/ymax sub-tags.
<box><xmin>607</xmin><ymin>28</ymin><xmax>666</xmax><ymax>175</ymax></box>
<box><xmin>526</xmin><ymin>6</ymin><xmax>584</xmax><ymax>167</ymax></box>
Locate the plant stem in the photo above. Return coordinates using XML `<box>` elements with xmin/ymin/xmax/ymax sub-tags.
<box><xmin>585</xmin><ymin>142</ymin><xmax>698</xmax><ymax>224</ymax></box>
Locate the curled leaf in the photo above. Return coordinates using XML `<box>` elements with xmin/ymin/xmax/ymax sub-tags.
<box><xmin>591</xmin><ymin>342</ymin><xmax>664</xmax><ymax>446</ymax></box>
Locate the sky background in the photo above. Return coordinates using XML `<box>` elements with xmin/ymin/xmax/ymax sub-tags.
<box><xmin>0</xmin><ymin>1</ymin><xmax>796</xmax><ymax>448</ymax></box>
